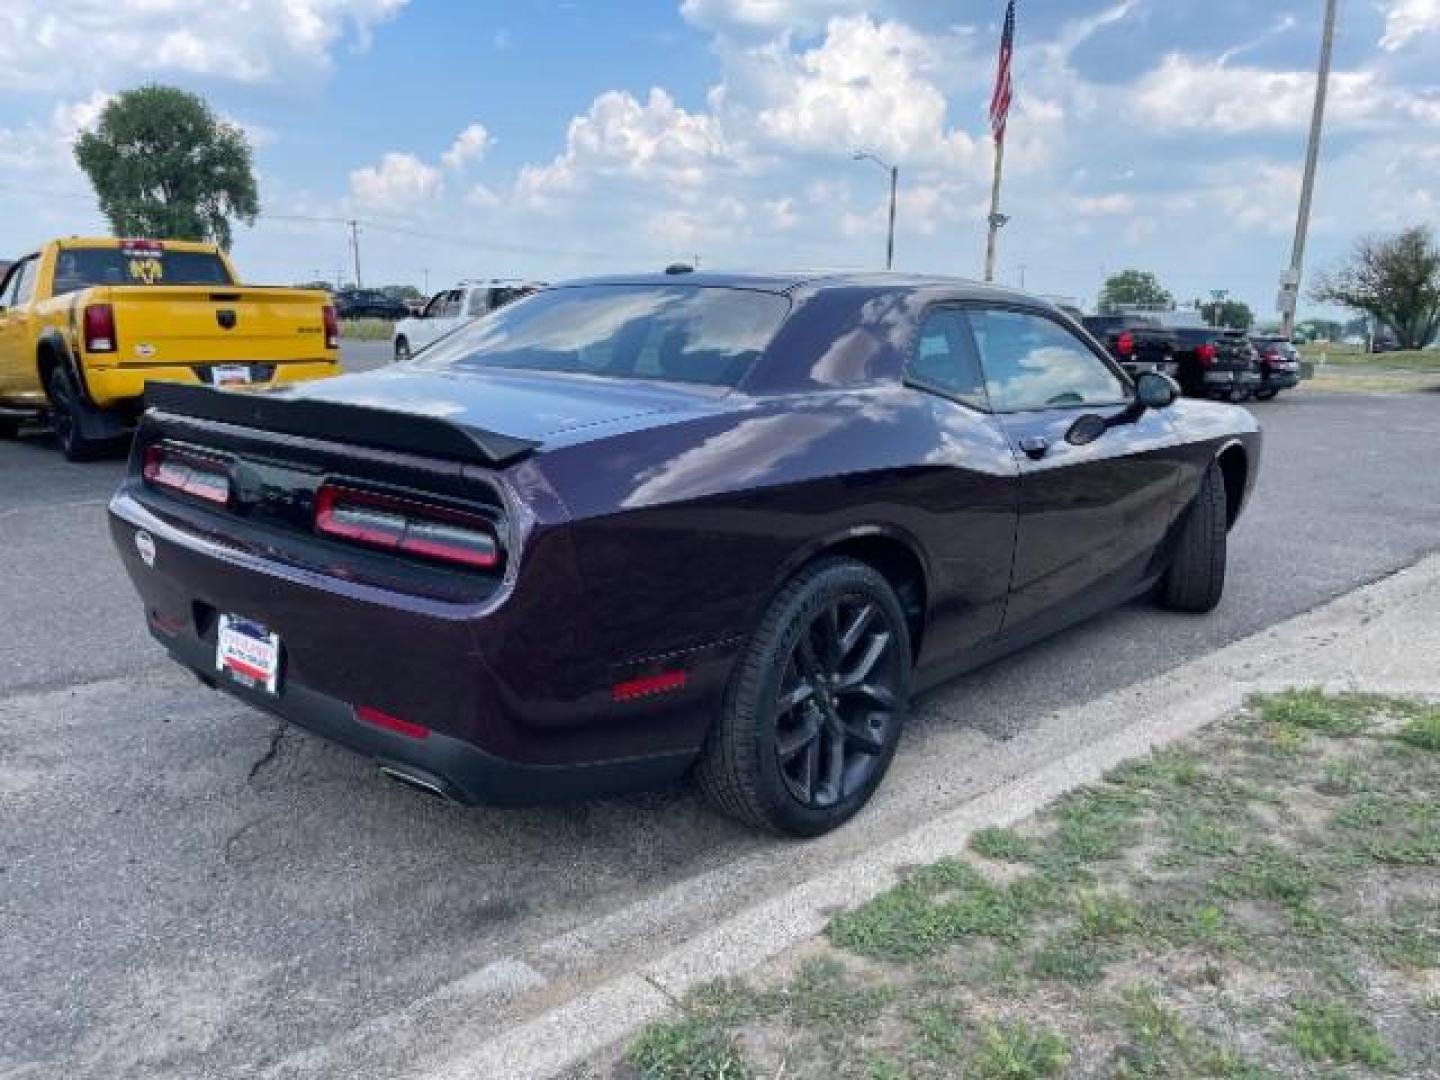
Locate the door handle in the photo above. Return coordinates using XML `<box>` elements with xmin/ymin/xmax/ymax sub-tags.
<box><xmin>1018</xmin><ymin>435</ymin><xmax>1049</xmax><ymax>460</ymax></box>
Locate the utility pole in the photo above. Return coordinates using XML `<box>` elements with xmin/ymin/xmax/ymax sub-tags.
<box><xmin>1017</xmin><ymin>263</ymin><xmax>1028</xmax><ymax>290</ymax></box>
<box><xmin>1279</xmin><ymin>0</ymin><xmax>1338</xmax><ymax>339</ymax></box>
<box><xmin>852</xmin><ymin>152</ymin><xmax>898</xmax><ymax>270</ymax></box>
<box><xmin>348</xmin><ymin>219</ymin><xmax>363</xmax><ymax>290</ymax></box>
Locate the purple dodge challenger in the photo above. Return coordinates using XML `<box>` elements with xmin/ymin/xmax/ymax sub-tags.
<box><xmin>109</xmin><ymin>273</ymin><xmax>1260</xmax><ymax>835</ymax></box>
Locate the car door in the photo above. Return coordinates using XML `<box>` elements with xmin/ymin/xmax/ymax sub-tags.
<box><xmin>412</xmin><ymin>290</ymin><xmax>461</xmax><ymax>350</ymax></box>
<box><xmin>966</xmin><ymin>305</ymin><xmax>1183</xmax><ymax>635</ymax></box>
<box><xmin>901</xmin><ymin>307</ymin><xmax>1019</xmax><ymax>666</ymax></box>
<box><xmin>0</xmin><ymin>255</ymin><xmax>39</xmax><ymax>396</ymax></box>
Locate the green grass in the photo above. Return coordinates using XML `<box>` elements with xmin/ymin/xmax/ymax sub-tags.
<box><xmin>971</xmin><ymin>1020</ymin><xmax>1070</xmax><ymax>1080</ymax></box>
<box><xmin>1301</xmin><ymin>345</ymin><xmax>1440</xmax><ymax>372</ymax></box>
<box><xmin>625</xmin><ymin>1015</ymin><xmax>751</xmax><ymax>1080</ymax></box>
<box><xmin>340</xmin><ymin>318</ymin><xmax>396</xmax><ymax>341</ymax></box>
<box><xmin>969</xmin><ymin>826</ymin><xmax>1038</xmax><ymax>863</ymax></box>
<box><xmin>1285</xmin><ymin>998</ymin><xmax>1392</xmax><ymax>1068</ymax></box>
<box><xmin>1399</xmin><ymin>708</ymin><xmax>1440</xmax><ymax>751</ymax></box>
<box><xmin>1251</xmin><ymin>688</ymin><xmax>1377</xmax><ymax>737</ymax></box>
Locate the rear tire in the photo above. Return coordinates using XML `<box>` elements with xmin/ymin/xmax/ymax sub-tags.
<box><xmin>47</xmin><ymin>367</ymin><xmax>108</xmax><ymax>462</ymax></box>
<box><xmin>696</xmin><ymin>558</ymin><xmax>912</xmax><ymax>837</ymax></box>
<box><xmin>1254</xmin><ymin>388</ymin><xmax>1278</xmax><ymax>401</ymax></box>
<box><xmin>1158</xmin><ymin>462</ymin><xmax>1228</xmax><ymax>613</ymax></box>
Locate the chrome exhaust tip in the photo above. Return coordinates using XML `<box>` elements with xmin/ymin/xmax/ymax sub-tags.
<box><xmin>378</xmin><ymin>764</ymin><xmax>456</xmax><ymax>803</ymax></box>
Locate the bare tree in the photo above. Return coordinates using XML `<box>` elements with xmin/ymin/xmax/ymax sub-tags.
<box><xmin>1312</xmin><ymin>226</ymin><xmax>1440</xmax><ymax>350</ymax></box>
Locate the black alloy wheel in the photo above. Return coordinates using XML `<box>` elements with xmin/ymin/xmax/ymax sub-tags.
<box><xmin>47</xmin><ymin>367</ymin><xmax>105</xmax><ymax>462</ymax></box>
<box><xmin>697</xmin><ymin>558</ymin><xmax>913</xmax><ymax>836</ymax></box>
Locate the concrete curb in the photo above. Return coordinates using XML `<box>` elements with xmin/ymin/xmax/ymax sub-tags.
<box><xmin>427</xmin><ymin>556</ymin><xmax>1440</xmax><ymax>1080</ymax></box>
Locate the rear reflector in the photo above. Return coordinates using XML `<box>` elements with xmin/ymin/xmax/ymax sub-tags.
<box><xmin>83</xmin><ymin>303</ymin><xmax>117</xmax><ymax>353</ymax></box>
<box><xmin>315</xmin><ymin>484</ymin><xmax>499</xmax><ymax>570</ymax></box>
<box><xmin>612</xmin><ymin>671</ymin><xmax>689</xmax><ymax>702</ymax></box>
<box><xmin>142</xmin><ymin>444</ymin><xmax>231</xmax><ymax>505</ymax></box>
<box><xmin>356</xmin><ymin>705</ymin><xmax>431</xmax><ymax>740</ymax></box>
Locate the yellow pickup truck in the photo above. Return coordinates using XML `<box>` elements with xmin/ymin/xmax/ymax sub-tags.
<box><xmin>0</xmin><ymin>238</ymin><xmax>340</xmax><ymax>460</ymax></box>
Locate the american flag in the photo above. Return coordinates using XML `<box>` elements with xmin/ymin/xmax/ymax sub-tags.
<box><xmin>989</xmin><ymin>0</ymin><xmax>1016</xmax><ymax>142</ymax></box>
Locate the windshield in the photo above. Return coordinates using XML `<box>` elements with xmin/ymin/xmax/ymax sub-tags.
<box><xmin>413</xmin><ymin>284</ymin><xmax>790</xmax><ymax>388</ymax></box>
<box><xmin>52</xmin><ymin>247</ymin><xmax>232</xmax><ymax>295</ymax></box>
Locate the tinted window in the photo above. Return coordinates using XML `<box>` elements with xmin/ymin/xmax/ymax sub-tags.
<box><xmin>907</xmin><ymin>309</ymin><xmax>988</xmax><ymax>409</ymax></box>
<box><xmin>416</xmin><ymin>285</ymin><xmax>789</xmax><ymax>388</ymax></box>
<box><xmin>51</xmin><ymin>247</ymin><xmax>232</xmax><ymax>295</ymax></box>
<box><xmin>13</xmin><ymin>258</ymin><xmax>35</xmax><ymax>304</ymax></box>
<box><xmin>970</xmin><ymin>308</ymin><xmax>1128</xmax><ymax>412</ymax></box>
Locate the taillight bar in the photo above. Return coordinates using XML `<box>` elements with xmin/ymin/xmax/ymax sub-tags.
<box><xmin>83</xmin><ymin>303</ymin><xmax>117</xmax><ymax>353</ymax></box>
<box><xmin>314</xmin><ymin>484</ymin><xmax>499</xmax><ymax>570</ymax></box>
<box><xmin>322</xmin><ymin>304</ymin><xmax>339</xmax><ymax>350</ymax></box>
<box><xmin>142</xmin><ymin>444</ymin><xmax>232</xmax><ymax>505</ymax></box>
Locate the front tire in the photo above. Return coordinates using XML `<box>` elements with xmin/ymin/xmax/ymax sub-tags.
<box><xmin>394</xmin><ymin>337</ymin><xmax>411</xmax><ymax>363</ymax></box>
<box><xmin>47</xmin><ymin>368</ymin><xmax>108</xmax><ymax>462</ymax></box>
<box><xmin>1158</xmin><ymin>462</ymin><xmax>1228</xmax><ymax>613</ymax></box>
<box><xmin>697</xmin><ymin>558</ymin><xmax>912</xmax><ymax>837</ymax></box>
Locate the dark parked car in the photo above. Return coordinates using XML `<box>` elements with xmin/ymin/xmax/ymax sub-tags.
<box><xmin>109</xmin><ymin>273</ymin><xmax>1260</xmax><ymax>836</ymax></box>
<box><xmin>1080</xmin><ymin>314</ymin><xmax>1179</xmax><ymax>381</ymax></box>
<box><xmin>1167</xmin><ymin>327</ymin><xmax>1261</xmax><ymax>401</ymax></box>
<box><xmin>334</xmin><ymin>289</ymin><xmax>410</xmax><ymax>321</ymax></box>
<box><xmin>1248</xmin><ymin>335</ymin><xmax>1301</xmax><ymax>400</ymax></box>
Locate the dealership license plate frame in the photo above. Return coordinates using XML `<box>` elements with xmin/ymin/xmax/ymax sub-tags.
<box><xmin>212</xmin><ymin>364</ymin><xmax>253</xmax><ymax>387</ymax></box>
<box><xmin>216</xmin><ymin>614</ymin><xmax>282</xmax><ymax>694</ymax></box>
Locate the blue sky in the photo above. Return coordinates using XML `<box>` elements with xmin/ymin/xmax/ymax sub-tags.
<box><xmin>1</xmin><ymin>1</ymin><xmax>1437</xmax><ymax>321</ymax></box>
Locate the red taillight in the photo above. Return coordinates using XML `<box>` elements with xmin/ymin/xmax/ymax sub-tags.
<box><xmin>1195</xmin><ymin>343</ymin><xmax>1217</xmax><ymax>365</ymax></box>
<box><xmin>1116</xmin><ymin>330</ymin><xmax>1135</xmax><ymax>357</ymax></box>
<box><xmin>142</xmin><ymin>444</ymin><xmax>231</xmax><ymax>505</ymax></box>
<box><xmin>314</xmin><ymin>484</ymin><xmax>499</xmax><ymax>570</ymax></box>
<box><xmin>119</xmin><ymin>239</ymin><xmax>165</xmax><ymax>253</ymax></box>
<box><xmin>612</xmin><ymin>671</ymin><xmax>689</xmax><ymax>702</ymax></box>
<box><xmin>83</xmin><ymin>303</ymin><xmax>117</xmax><ymax>353</ymax></box>
<box><xmin>356</xmin><ymin>705</ymin><xmax>431</xmax><ymax>740</ymax></box>
<box><xmin>322</xmin><ymin>304</ymin><xmax>339</xmax><ymax>350</ymax></box>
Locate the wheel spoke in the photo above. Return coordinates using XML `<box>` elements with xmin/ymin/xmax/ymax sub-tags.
<box><xmin>817</xmin><ymin>604</ymin><xmax>842</xmax><ymax>670</ymax></box>
<box><xmin>795</xmin><ymin>737</ymin><xmax>820</xmax><ymax>803</ymax></box>
<box><xmin>777</xmin><ymin>680</ymin><xmax>815</xmax><ymax>715</ymax></box>
<box><xmin>838</xmin><ymin>630</ymin><xmax>891</xmax><ymax>689</ymax></box>
<box><xmin>776</xmin><ymin>713</ymin><xmax>820</xmax><ymax>762</ymax></box>
<box><xmin>843</xmin><ymin>682</ymin><xmax>897</xmax><ymax>710</ymax></box>
<box><xmin>838</xmin><ymin>603</ymin><xmax>876</xmax><ymax>660</ymax></box>
<box><xmin>844</xmin><ymin>716</ymin><xmax>887</xmax><ymax>756</ymax></box>
<box><xmin>821</xmin><ymin>725</ymin><xmax>845</xmax><ymax>804</ymax></box>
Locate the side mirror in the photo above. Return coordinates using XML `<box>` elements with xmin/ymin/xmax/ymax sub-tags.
<box><xmin>1135</xmin><ymin>371</ymin><xmax>1180</xmax><ymax>410</ymax></box>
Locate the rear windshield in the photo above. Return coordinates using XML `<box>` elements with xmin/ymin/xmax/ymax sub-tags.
<box><xmin>52</xmin><ymin>247</ymin><xmax>233</xmax><ymax>295</ymax></box>
<box><xmin>413</xmin><ymin>284</ymin><xmax>790</xmax><ymax>388</ymax></box>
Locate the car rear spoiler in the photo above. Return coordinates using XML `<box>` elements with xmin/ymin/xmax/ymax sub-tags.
<box><xmin>143</xmin><ymin>381</ymin><xmax>540</xmax><ymax>467</ymax></box>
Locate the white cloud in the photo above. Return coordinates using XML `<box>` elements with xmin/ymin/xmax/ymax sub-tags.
<box><xmin>349</xmin><ymin>152</ymin><xmax>442</xmax><ymax>210</ymax></box>
<box><xmin>0</xmin><ymin>0</ymin><xmax>407</xmax><ymax>90</ymax></box>
<box><xmin>1071</xmin><ymin>193</ymin><xmax>1135</xmax><ymax>216</ymax></box>
<box><xmin>441</xmin><ymin>123</ymin><xmax>493</xmax><ymax>170</ymax></box>
<box><xmin>679</xmin><ymin>0</ymin><xmax>864</xmax><ymax>35</ymax></box>
<box><xmin>0</xmin><ymin>91</ymin><xmax>109</xmax><ymax>177</ymax></box>
<box><xmin>466</xmin><ymin>183</ymin><xmax>501</xmax><ymax>208</ymax></box>
<box><xmin>515</xmin><ymin>88</ymin><xmax>731</xmax><ymax>208</ymax></box>
<box><xmin>1380</xmin><ymin>0</ymin><xmax>1440</xmax><ymax>49</ymax></box>
<box><xmin>1130</xmin><ymin>54</ymin><xmax>1411</xmax><ymax>133</ymax></box>
<box><xmin>750</xmin><ymin>16</ymin><xmax>980</xmax><ymax>170</ymax></box>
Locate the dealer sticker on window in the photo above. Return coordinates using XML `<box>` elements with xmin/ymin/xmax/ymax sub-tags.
<box><xmin>216</xmin><ymin>615</ymin><xmax>282</xmax><ymax>694</ymax></box>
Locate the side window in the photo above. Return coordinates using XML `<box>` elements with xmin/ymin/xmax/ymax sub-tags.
<box><xmin>970</xmin><ymin>308</ymin><xmax>1128</xmax><ymax>413</ymax></box>
<box><xmin>905</xmin><ymin>309</ymin><xmax>988</xmax><ymax>409</ymax></box>
<box><xmin>423</xmin><ymin>291</ymin><xmax>450</xmax><ymax>318</ymax></box>
<box><xmin>0</xmin><ymin>265</ymin><xmax>17</xmax><ymax>308</ymax></box>
<box><xmin>465</xmin><ymin>290</ymin><xmax>489</xmax><ymax>317</ymax></box>
<box><xmin>13</xmin><ymin>258</ymin><xmax>36</xmax><ymax>305</ymax></box>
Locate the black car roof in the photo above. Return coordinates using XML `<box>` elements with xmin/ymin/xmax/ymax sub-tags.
<box><xmin>554</xmin><ymin>270</ymin><xmax>1040</xmax><ymax>306</ymax></box>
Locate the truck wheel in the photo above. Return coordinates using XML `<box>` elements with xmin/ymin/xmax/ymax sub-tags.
<box><xmin>394</xmin><ymin>337</ymin><xmax>411</xmax><ymax>363</ymax></box>
<box><xmin>696</xmin><ymin>558</ymin><xmax>912</xmax><ymax>836</ymax></box>
<box><xmin>47</xmin><ymin>368</ymin><xmax>108</xmax><ymax>462</ymax></box>
<box><xmin>1254</xmin><ymin>389</ymin><xmax>1278</xmax><ymax>401</ymax></box>
<box><xmin>1158</xmin><ymin>462</ymin><xmax>1227</xmax><ymax>614</ymax></box>
<box><xmin>0</xmin><ymin>415</ymin><xmax>20</xmax><ymax>439</ymax></box>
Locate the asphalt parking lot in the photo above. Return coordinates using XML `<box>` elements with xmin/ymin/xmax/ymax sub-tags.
<box><xmin>3</xmin><ymin>369</ymin><xmax>1438</xmax><ymax>1078</ymax></box>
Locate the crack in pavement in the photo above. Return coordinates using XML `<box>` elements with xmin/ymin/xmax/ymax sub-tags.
<box><xmin>247</xmin><ymin>721</ymin><xmax>289</xmax><ymax>782</ymax></box>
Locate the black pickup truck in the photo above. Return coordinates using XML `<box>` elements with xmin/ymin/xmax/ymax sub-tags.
<box><xmin>1081</xmin><ymin>315</ymin><xmax>1180</xmax><ymax>380</ymax></box>
<box><xmin>1249</xmin><ymin>335</ymin><xmax>1301</xmax><ymax>400</ymax></box>
<box><xmin>1169</xmin><ymin>327</ymin><xmax>1261</xmax><ymax>401</ymax></box>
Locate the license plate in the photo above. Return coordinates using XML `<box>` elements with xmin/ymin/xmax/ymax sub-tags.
<box><xmin>216</xmin><ymin>615</ymin><xmax>282</xmax><ymax>694</ymax></box>
<box><xmin>212</xmin><ymin>365</ymin><xmax>252</xmax><ymax>387</ymax></box>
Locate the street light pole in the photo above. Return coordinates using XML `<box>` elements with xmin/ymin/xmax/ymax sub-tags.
<box><xmin>1280</xmin><ymin>0</ymin><xmax>1338</xmax><ymax>339</ymax></box>
<box><xmin>853</xmin><ymin>151</ymin><xmax>898</xmax><ymax>270</ymax></box>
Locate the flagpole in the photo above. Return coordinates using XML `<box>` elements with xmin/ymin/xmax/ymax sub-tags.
<box><xmin>983</xmin><ymin>134</ymin><xmax>1006</xmax><ymax>283</ymax></box>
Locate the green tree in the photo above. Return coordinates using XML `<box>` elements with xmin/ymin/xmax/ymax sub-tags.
<box><xmin>1098</xmin><ymin>269</ymin><xmax>1173</xmax><ymax>312</ymax></box>
<box><xmin>1312</xmin><ymin>225</ymin><xmax>1440</xmax><ymax>349</ymax></box>
<box><xmin>74</xmin><ymin>85</ymin><xmax>259</xmax><ymax>251</ymax></box>
<box><xmin>1195</xmin><ymin>298</ymin><xmax>1254</xmax><ymax>330</ymax></box>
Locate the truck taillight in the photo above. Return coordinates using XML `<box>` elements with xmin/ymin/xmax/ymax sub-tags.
<box><xmin>322</xmin><ymin>304</ymin><xmax>339</xmax><ymax>350</ymax></box>
<box><xmin>1116</xmin><ymin>331</ymin><xmax>1135</xmax><ymax>357</ymax></box>
<box><xmin>314</xmin><ymin>484</ymin><xmax>499</xmax><ymax>570</ymax></box>
<box><xmin>83</xmin><ymin>304</ymin><xmax>117</xmax><ymax>353</ymax></box>
<box><xmin>119</xmin><ymin>239</ymin><xmax>165</xmax><ymax>253</ymax></box>
<box><xmin>142</xmin><ymin>444</ymin><xmax>232</xmax><ymax>505</ymax></box>
<box><xmin>1195</xmin><ymin>343</ymin><xmax>1217</xmax><ymax>365</ymax></box>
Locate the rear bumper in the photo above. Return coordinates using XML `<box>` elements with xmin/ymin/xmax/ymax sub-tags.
<box><xmin>1260</xmin><ymin>370</ymin><xmax>1300</xmax><ymax>389</ymax></box>
<box><xmin>85</xmin><ymin>360</ymin><xmax>340</xmax><ymax>407</ymax></box>
<box><xmin>1120</xmin><ymin>359</ymin><xmax>1179</xmax><ymax>378</ymax></box>
<box><xmin>160</xmin><ymin>629</ymin><xmax>692</xmax><ymax>804</ymax></box>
